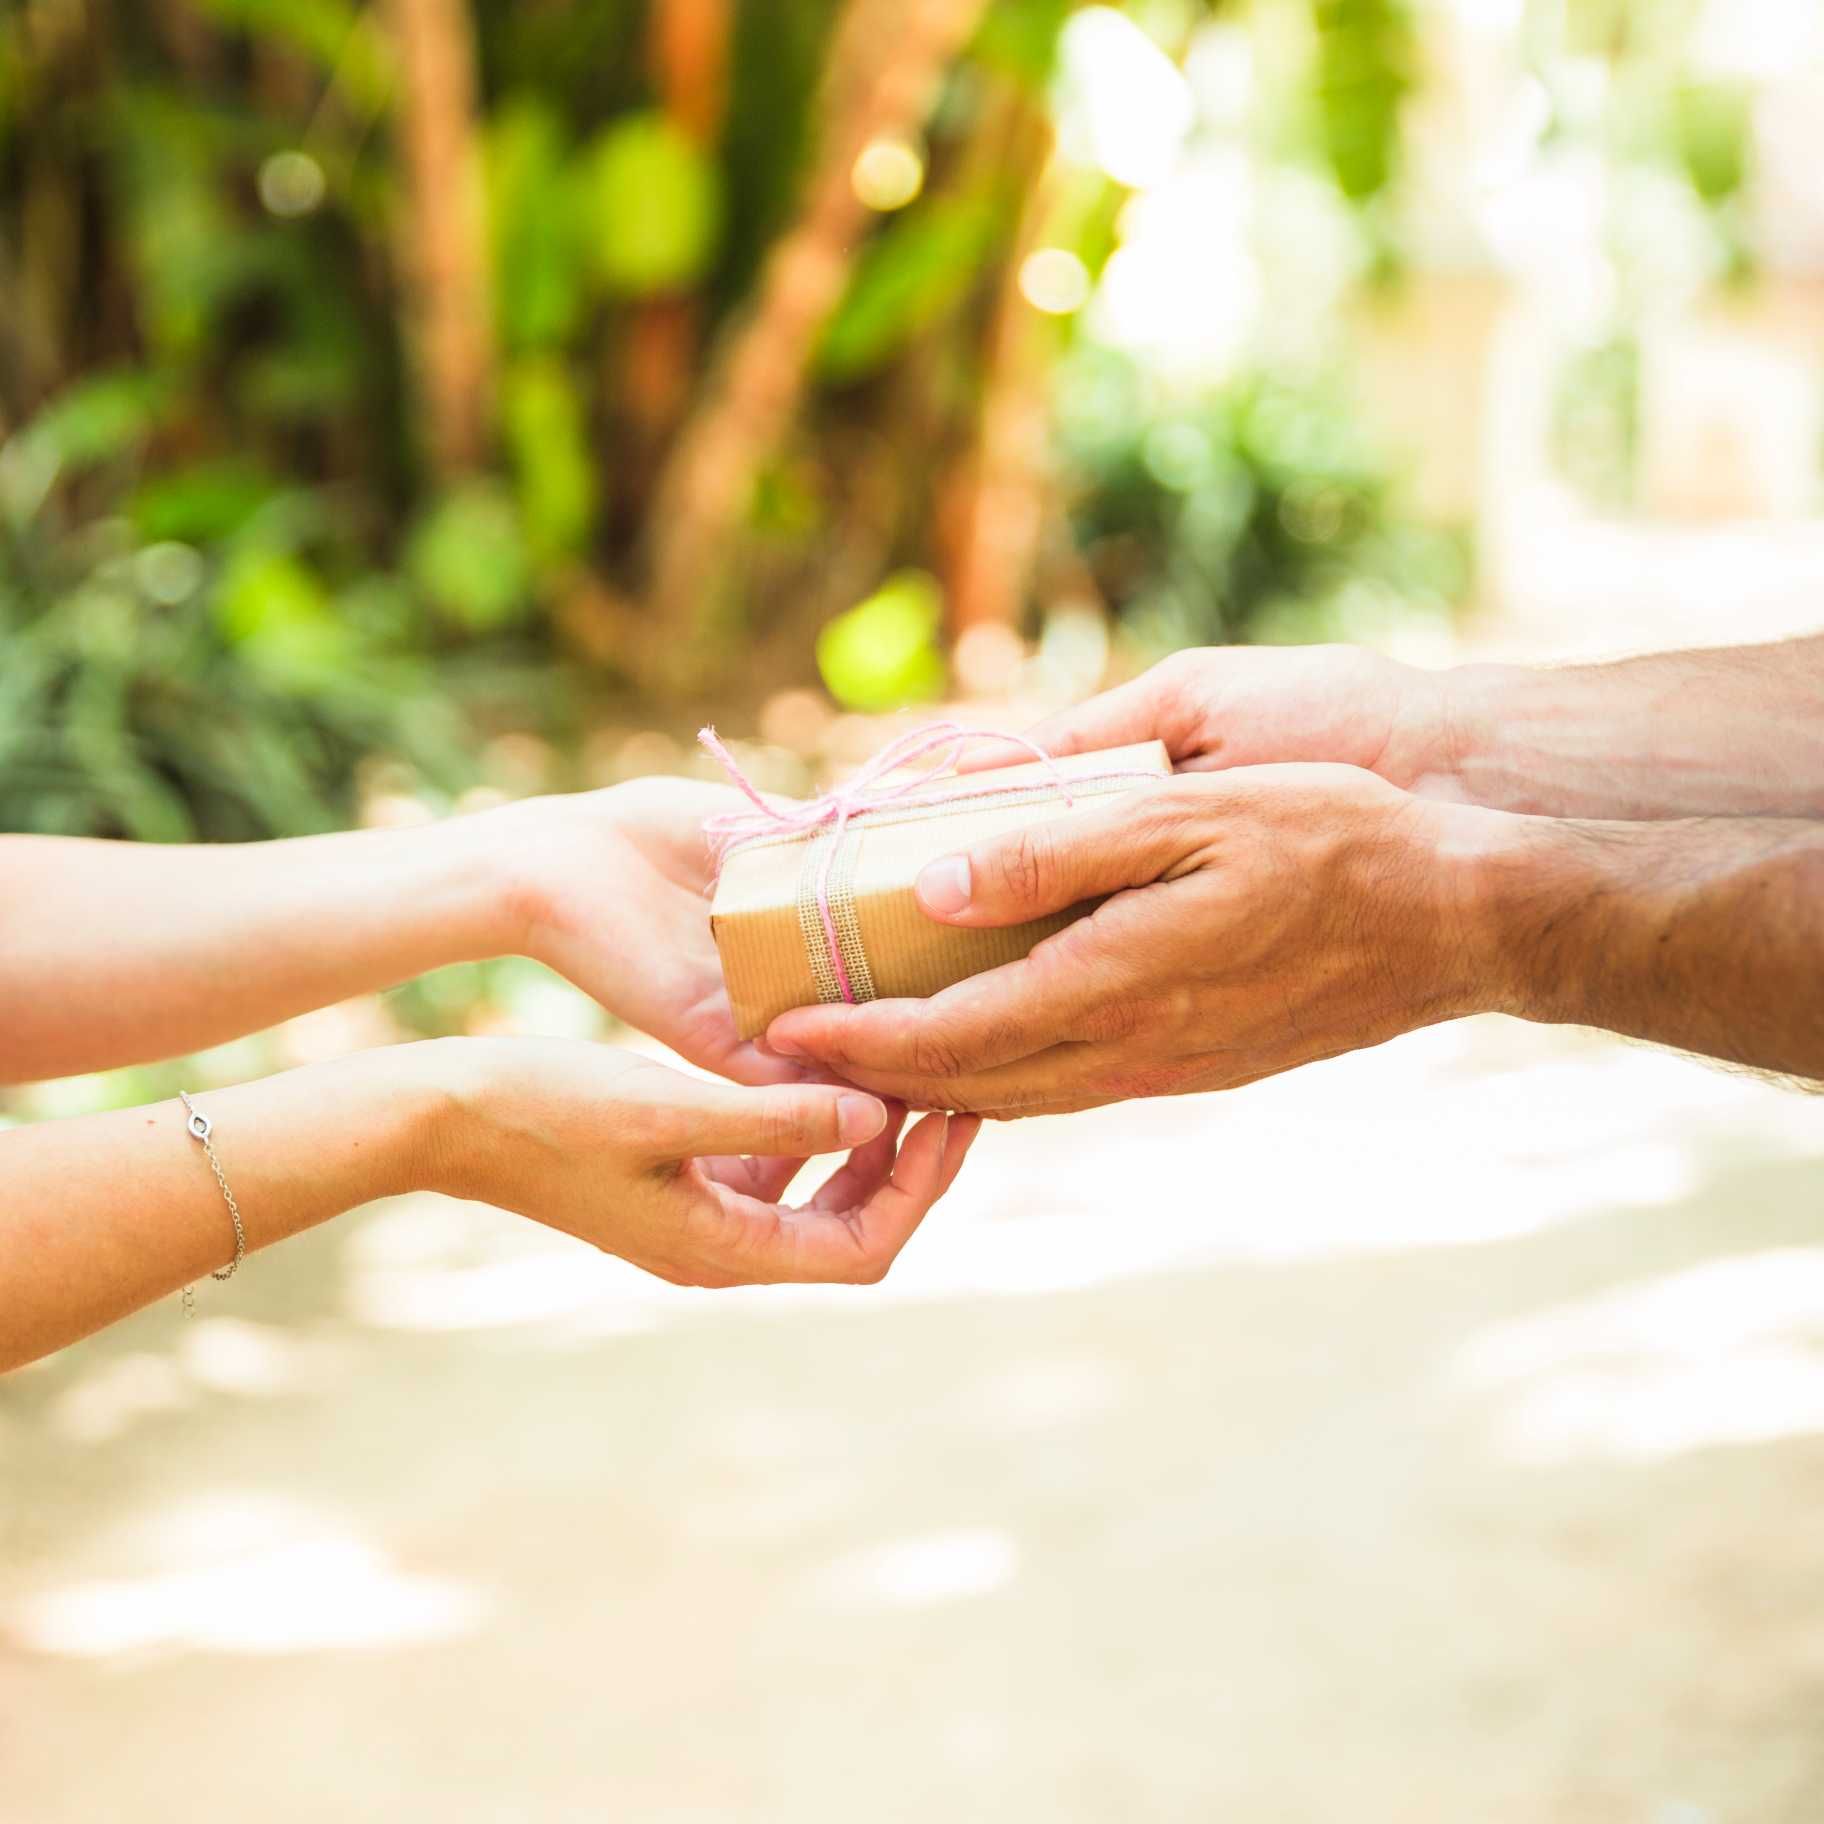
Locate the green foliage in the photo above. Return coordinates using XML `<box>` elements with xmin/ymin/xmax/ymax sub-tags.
<box><xmin>1056</xmin><ymin>348</ymin><xmax>1463</xmax><ymax>651</ymax></box>
<box><xmin>502</xmin><ymin>357</ymin><xmax>596</xmax><ymax>564</ymax></box>
<box><xmin>487</xmin><ymin>96</ymin><xmax>588</xmax><ymax>352</ymax></box>
<box><xmin>10</xmin><ymin>371</ymin><xmax>174</xmax><ymax>482</ymax></box>
<box><xmin>0</xmin><ymin>0</ymin><xmax>1479</xmax><ymax>832</ymax></box>
<box><xmin>189</xmin><ymin>0</ymin><xmax>389</xmax><ymax>102</ymax></box>
<box><xmin>1551</xmin><ymin>335</ymin><xmax>1640</xmax><ymax>511</ymax></box>
<box><xmin>973</xmin><ymin>0</ymin><xmax>1081</xmax><ymax>87</ymax></box>
<box><xmin>406</xmin><ymin>482</ymin><xmax>534</xmax><ymax>633</ymax></box>
<box><xmin>131</xmin><ymin>463</ymin><xmax>282</xmax><ymax>546</ymax></box>
<box><xmin>820</xmin><ymin>195</ymin><xmax>1006</xmax><ymax>382</ymax></box>
<box><xmin>0</xmin><ymin>510</ymin><xmax>472</xmax><ymax>843</ymax></box>
<box><xmin>1672</xmin><ymin>79</ymin><xmax>1751</xmax><ymax>206</ymax></box>
<box><xmin>816</xmin><ymin>571</ymin><xmax>948</xmax><ymax>710</ymax></box>
<box><xmin>1307</xmin><ymin>0</ymin><xmax>1416</xmax><ymax>208</ymax></box>
<box><xmin>587</xmin><ymin>112</ymin><xmax>724</xmax><ymax>297</ymax></box>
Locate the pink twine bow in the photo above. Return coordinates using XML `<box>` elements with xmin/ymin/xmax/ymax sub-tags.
<box><xmin>699</xmin><ymin>721</ymin><xmax>1084</xmax><ymax>1010</ymax></box>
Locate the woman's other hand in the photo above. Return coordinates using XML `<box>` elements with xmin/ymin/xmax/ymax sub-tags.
<box><xmin>421</xmin><ymin>1038</ymin><xmax>979</xmax><ymax>1287</ymax></box>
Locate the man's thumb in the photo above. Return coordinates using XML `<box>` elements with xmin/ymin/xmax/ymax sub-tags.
<box><xmin>913</xmin><ymin>790</ymin><xmax>1187</xmax><ymax>928</ymax></box>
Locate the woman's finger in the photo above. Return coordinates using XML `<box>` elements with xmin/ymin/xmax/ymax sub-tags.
<box><xmin>701</xmin><ymin>1152</ymin><xmax>806</xmax><ymax>1202</ymax></box>
<box><xmin>803</xmin><ymin>1102</ymin><xmax>909</xmax><ymax>1212</ymax></box>
<box><xmin>802</xmin><ymin>1109</ymin><xmax>978</xmax><ymax>1276</ymax></box>
<box><xmin>646</xmin><ymin>1078</ymin><xmax>889</xmax><ymax>1160</ymax></box>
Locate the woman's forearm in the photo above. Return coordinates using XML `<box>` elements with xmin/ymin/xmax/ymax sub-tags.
<box><xmin>1445</xmin><ymin>636</ymin><xmax>1824</xmax><ymax>820</ymax></box>
<box><xmin>1</xmin><ymin>1035</ymin><xmax>956</xmax><ymax>1371</ymax></box>
<box><xmin>0</xmin><ymin>819</ymin><xmax>519</xmax><ymax>1082</ymax></box>
<box><xmin>0</xmin><ymin>1044</ymin><xmax>451</xmax><ymax>1371</ymax></box>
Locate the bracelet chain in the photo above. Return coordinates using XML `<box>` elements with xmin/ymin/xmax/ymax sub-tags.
<box><xmin>178</xmin><ymin>1091</ymin><xmax>247</xmax><ymax>1319</ymax></box>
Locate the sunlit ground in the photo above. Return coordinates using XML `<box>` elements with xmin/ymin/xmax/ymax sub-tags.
<box><xmin>5</xmin><ymin>1007</ymin><xmax>1823</xmax><ymax>1822</ymax></box>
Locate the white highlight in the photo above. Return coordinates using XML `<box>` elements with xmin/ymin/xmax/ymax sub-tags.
<box><xmin>1454</xmin><ymin>1250</ymin><xmax>1824</xmax><ymax>1463</ymax></box>
<box><xmin>820</xmin><ymin>1528</ymin><xmax>1018</xmax><ymax>1609</ymax></box>
<box><xmin>1057</xmin><ymin>8</ymin><xmax>1194</xmax><ymax>190</ymax></box>
<box><xmin>5</xmin><ymin>1494</ymin><xmax>489</xmax><ymax>1658</ymax></box>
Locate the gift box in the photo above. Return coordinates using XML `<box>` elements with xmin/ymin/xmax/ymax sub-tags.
<box><xmin>707</xmin><ymin>736</ymin><xmax>1171</xmax><ymax>1039</ymax></box>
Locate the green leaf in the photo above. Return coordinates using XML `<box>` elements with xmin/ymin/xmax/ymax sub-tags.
<box><xmin>187</xmin><ymin>0</ymin><xmax>389</xmax><ymax>104</ymax></box>
<box><xmin>501</xmin><ymin>356</ymin><xmax>595</xmax><ymax>565</ymax></box>
<box><xmin>586</xmin><ymin>111</ymin><xmax>723</xmax><ymax>296</ymax></box>
<box><xmin>406</xmin><ymin>482</ymin><xmax>533</xmax><ymax>632</ymax></box>
<box><xmin>815</xmin><ymin>570</ymin><xmax>948</xmax><ymax>711</ymax></box>
<box><xmin>65</xmin><ymin>659</ymin><xmax>196</xmax><ymax>842</ymax></box>
<box><xmin>971</xmin><ymin>0</ymin><xmax>1077</xmax><ymax>88</ymax></box>
<box><xmin>15</xmin><ymin>371</ymin><xmax>172</xmax><ymax>476</ymax></box>
<box><xmin>488</xmin><ymin>96</ymin><xmax>588</xmax><ymax>350</ymax></box>
<box><xmin>131</xmin><ymin>462</ymin><xmax>279</xmax><ymax>545</ymax></box>
<box><xmin>1674</xmin><ymin>80</ymin><xmax>1751</xmax><ymax>205</ymax></box>
<box><xmin>819</xmin><ymin>195</ymin><xmax>1001</xmax><ymax>382</ymax></box>
<box><xmin>213</xmin><ymin>548</ymin><xmax>352</xmax><ymax>679</ymax></box>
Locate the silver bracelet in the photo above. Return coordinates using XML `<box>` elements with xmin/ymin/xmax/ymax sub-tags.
<box><xmin>178</xmin><ymin>1091</ymin><xmax>247</xmax><ymax>1318</ymax></box>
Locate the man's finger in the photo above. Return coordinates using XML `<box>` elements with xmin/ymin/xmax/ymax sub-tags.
<box><xmin>769</xmin><ymin>908</ymin><xmax>1140</xmax><ymax>1080</ymax></box>
<box><xmin>912</xmin><ymin>781</ymin><xmax>1199</xmax><ymax>927</ymax></box>
<box><xmin>651</xmin><ymin>1080</ymin><xmax>888</xmax><ymax>1160</ymax></box>
<box><xmin>955</xmin><ymin>657</ymin><xmax>1205</xmax><ymax>774</ymax></box>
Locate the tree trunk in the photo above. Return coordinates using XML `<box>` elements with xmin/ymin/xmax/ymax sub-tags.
<box><xmin>642</xmin><ymin>0</ymin><xmax>992</xmax><ymax>664</ymax></box>
<box><xmin>945</xmin><ymin>106</ymin><xmax>1058</xmax><ymax>633</ymax></box>
<box><xmin>383</xmin><ymin>0</ymin><xmax>492</xmax><ymax>477</ymax></box>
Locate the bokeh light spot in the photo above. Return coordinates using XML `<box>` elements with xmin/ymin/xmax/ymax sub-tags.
<box><xmin>257</xmin><ymin>150</ymin><xmax>326</xmax><ymax>219</ymax></box>
<box><xmin>851</xmin><ymin>138</ymin><xmax>925</xmax><ymax>212</ymax></box>
<box><xmin>1019</xmin><ymin>247</ymin><xmax>1091</xmax><ymax>315</ymax></box>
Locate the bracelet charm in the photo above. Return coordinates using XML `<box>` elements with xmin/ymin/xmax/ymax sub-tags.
<box><xmin>178</xmin><ymin>1091</ymin><xmax>247</xmax><ymax>1318</ymax></box>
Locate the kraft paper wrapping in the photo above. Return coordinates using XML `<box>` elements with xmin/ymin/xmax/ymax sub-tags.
<box><xmin>710</xmin><ymin>740</ymin><xmax>1171</xmax><ymax>1039</ymax></box>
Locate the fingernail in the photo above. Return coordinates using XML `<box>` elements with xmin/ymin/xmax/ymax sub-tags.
<box><xmin>838</xmin><ymin>1093</ymin><xmax>886</xmax><ymax>1146</ymax></box>
<box><xmin>767</xmin><ymin>1032</ymin><xmax>806</xmax><ymax>1060</ymax></box>
<box><xmin>916</xmin><ymin>855</ymin><xmax>971</xmax><ymax>917</ymax></box>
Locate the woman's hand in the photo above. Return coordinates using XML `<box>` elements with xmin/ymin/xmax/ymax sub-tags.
<box><xmin>498</xmin><ymin>778</ymin><xmax>794</xmax><ymax>1087</ymax></box>
<box><xmin>425</xmin><ymin>1037</ymin><xmax>980</xmax><ymax>1287</ymax></box>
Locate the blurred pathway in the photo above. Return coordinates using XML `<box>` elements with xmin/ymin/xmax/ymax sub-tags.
<box><xmin>5</xmin><ymin>1017</ymin><xmax>1824</xmax><ymax>1822</ymax></box>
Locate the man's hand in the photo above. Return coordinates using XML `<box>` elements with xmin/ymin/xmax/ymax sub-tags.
<box><xmin>503</xmin><ymin>778</ymin><xmax>799</xmax><ymax>1087</ymax></box>
<box><xmin>1017</xmin><ymin>635</ymin><xmax>1824</xmax><ymax>821</ymax></box>
<box><xmin>991</xmin><ymin>644</ymin><xmax>1465</xmax><ymax>798</ymax></box>
<box><xmin>765</xmin><ymin>766</ymin><xmax>1491</xmax><ymax>1118</ymax></box>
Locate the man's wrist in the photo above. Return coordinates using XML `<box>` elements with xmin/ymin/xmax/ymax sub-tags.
<box><xmin>1426</xmin><ymin>799</ymin><xmax>1570</xmax><ymax>1023</ymax></box>
<box><xmin>1423</xmin><ymin>661</ymin><xmax>1526</xmax><ymax>807</ymax></box>
<box><xmin>1441</xmin><ymin>802</ymin><xmax>1669</xmax><ymax>1028</ymax></box>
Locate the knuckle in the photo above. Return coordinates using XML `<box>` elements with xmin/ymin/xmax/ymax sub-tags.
<box><xmin>1154</xmin><ymin>648</ymin><xmax>1199</xmax><ymax>689</ymax></box>
<box><xmin>754</xmin><ymin>1099</ymin><xmax>805</xmax><ymax>1155</ymax></box>
<box><xmin>1078</xmin><ymin>997</ymin><xmax>1150</xmax><ymax>1045</ymax></box>
<box><xmin>795</xmin><ymin>1025</ymin><xmax>855</xmax><ymax>1071</ymax></box>
<box><xmin>1160</xmin><ymin>648</ymin><xmax>1214</xmax><ymax>709</ymax></box>
<box><xmin>1139</xmin><ymin>781</ymin><xmax>1199</xmax><ymax>833</ymax></box>
<box><xmin>620</xmin><ymin>1098</ymin><xmax>681</xmax><ymax>1158</ymax></box>
<box><xmin>992</xmin><ymin>830</ymin><xmax>1049</xmax><ymax>907</ymax></box>
<box><xmin>908</xmin><ymin>1032</ymin><xmax>969</xmax><ymax>1081</ymax></box>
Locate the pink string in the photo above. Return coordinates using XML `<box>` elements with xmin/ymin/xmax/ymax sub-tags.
<box><xmin>699</xmin><ymin>722</ymin><xmax>1158</xmax><ymax>1008</ymax></box>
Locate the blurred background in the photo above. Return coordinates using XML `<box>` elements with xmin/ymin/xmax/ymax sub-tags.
<box><xmin>4</xmin><ymin>0</ymin><xmax>1824</xmax><ymax>1817</ymax></box>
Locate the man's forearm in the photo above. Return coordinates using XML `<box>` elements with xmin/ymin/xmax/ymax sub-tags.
<box><xmin>1444</xmin><ymin>636</ymin><xmax>1824</xmax><ymax>820</ymax></box>
<box><xmin>1469</xmin><ymin>809</ymin><xmax>1824</xmax><ymax>1082</ymax></box>
<box><xmin>0</xmin><ymin>820</ymin><xmax>518</xmax><ymax>1082</ymax></box>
